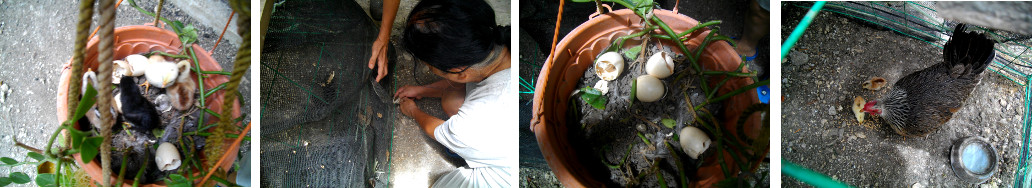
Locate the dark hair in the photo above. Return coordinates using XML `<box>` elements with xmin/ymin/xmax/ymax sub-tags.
<box><xmin>403</xmin><ymin>0</ymin><xmax>508</xmax><ymax>72</ymax></box>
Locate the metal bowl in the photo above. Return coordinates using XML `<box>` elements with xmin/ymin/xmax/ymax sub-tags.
<box><xmin>950</xmin><ymin>136</ymin><xmax>998</xmax><ymax>184</ymax></box>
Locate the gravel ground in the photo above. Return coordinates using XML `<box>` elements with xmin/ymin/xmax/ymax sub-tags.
<box><xmin>781</xmin><ymin>3</ymin><xmax>1026</xmax><ymax>187</ymax></box>
<box><xmin>0</xmin><ymin>1</ymin><xmax>250</xmax><ymax>186</ymax></box>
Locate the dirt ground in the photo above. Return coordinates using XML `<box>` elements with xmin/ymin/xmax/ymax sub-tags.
<box><xmin>781</xmin><ymin>3</ymin><xmax>1026</xmax><ymax>187</ymax></box>
<box><xmin>0</xmin><ymin>1</ymin><xmax>250</xmax><ymax>186</ymax></box>
<box><xmin>571</xmin><ymin>44</ymin><xmax>715</xmax><ymax>187</ymax></box>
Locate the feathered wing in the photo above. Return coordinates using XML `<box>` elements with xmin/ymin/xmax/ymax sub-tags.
<box><xmin>944</xmin><ymin>24</ymin><xmax>996</xmax><ymax>78</ymax></box>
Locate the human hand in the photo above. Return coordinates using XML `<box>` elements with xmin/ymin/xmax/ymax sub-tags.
<box><xmin>394</xmin><ymin>85</ymin><xmax>431</xmax><ymax>100</ymax></box>
<box><xmin>368</xmin><ymin>34</ymin><xmax>390</xmax><ymax>82</ymax></box>
<box><xmin>398</xmin><ymin>97</ymin><xmax>419</xmax><ymax>117</ymax></box>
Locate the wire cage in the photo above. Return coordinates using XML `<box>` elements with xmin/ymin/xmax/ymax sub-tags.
<box><xmin>260</xmin><ymin>0</ymin><xmax>395</xmax><ymax>187</ymax></box>
<box><xmin>783</xmin><ymin>1</ymin><xmax>1032</xmax><ymax>187</ymax></box>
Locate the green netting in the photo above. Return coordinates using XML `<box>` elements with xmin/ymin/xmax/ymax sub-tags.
<box><xmin>783</xmin><ymin>1</ymin><xmax>1032</xmax><ymax>187</ymax></box>
<box><xmin>260</xmin><ymin>0</ymin><xmax>394</xmax><ymax>187</ymax></box>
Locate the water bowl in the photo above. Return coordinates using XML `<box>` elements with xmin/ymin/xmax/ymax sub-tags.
<box><xmin>950</xmin><ymin>136</ymin><xmax>998</xmax><ymax>184</ymax></box>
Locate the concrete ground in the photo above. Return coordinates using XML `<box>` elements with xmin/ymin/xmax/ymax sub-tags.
<box><xmin>0</xmin><ymin>1</ymin><xmax>250</xmax><ymax>186</ymax></box>
<box><xmin>350</xmin><ymin>0</ymin><xmax>512</xmax><ymax>187</ymax></box>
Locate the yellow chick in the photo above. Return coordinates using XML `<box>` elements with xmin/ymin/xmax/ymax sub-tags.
<box><xmin>144</xmin><ymin>55</ymin><xmax>184</xmax><ymax>89</ymax></box>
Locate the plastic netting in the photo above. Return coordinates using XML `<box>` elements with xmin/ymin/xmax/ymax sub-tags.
<box><xmin>260</xmin><ymin>0</ymin><xmax>394</xmax><ymax>187</ymax></box>
<box><xmin>787</xmin><ymin>1</ymin><xmax>1032</xmax><ymax>186</ymax></box>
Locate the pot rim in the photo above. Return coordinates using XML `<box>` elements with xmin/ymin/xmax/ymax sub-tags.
<box><xmin>56</xmin><ymin>25</ymin><xmax>242</xmax><ymax>187</ymax></box>
<box><xmin>531</xmin><ymin>9</ymin><xmax>764</xmax><ymax>187</ymax></box>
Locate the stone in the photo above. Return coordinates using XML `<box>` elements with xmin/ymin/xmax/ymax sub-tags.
<box><xmin>790</xmin><ymin>51</ymin><xmax>809</xmax><ymax>65</ymax></box>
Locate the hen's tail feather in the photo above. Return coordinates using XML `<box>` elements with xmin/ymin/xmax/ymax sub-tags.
<box><xmin>944</xmin><ymin>23</ymin><xmax>996</xmax><ymax>76</ymax></box>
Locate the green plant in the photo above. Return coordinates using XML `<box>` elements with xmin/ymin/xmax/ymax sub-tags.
<box><xmin>5</xmin><ymin>1</ymin><xmax>248</xmax><ymax>186</ymax></box>
<box><xmin>567</xmin><ymin>0</ymin><xmax>771</xmax><ymax>187</ymax></box>
<box><xmin>128</xmin><ymin>1</ymin><xmax>251</xmax><ymax>186</ymax></box>
<box><xmin>8</xmin><ymin>83</ymin><xmax>104</xmax><ymax>187</ymax></box>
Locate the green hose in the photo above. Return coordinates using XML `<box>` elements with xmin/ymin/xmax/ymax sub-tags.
<box><xmin>782</xmin><ymin>159</ymin><xmax>852</xmax><ymax>188</ymax></box>
<box><xmin>780</xmin><ymin>1</ymin><xmax>826</xmax><ymax>60</ymax></box>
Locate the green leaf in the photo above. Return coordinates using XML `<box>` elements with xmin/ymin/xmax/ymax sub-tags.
<box><xmin>0</xmin><ymin>157</ymin><xmax>17</xmax><ymax>165</ymax></box>
<box><xmin>622</xmin><ymin>45</ymin><xmax>642</xmax><ymax>61</ymax></box>
<box><xmin>9</xmin><ymin>172</ymin><xmax>30</xmax><ymax>184</ymax></box>
<box><xmin>166</xmin><ymin>174</ymin><xmax>191</xmax><ymax>187</ymax></box>
<box><xmin>35</xmin><ymin>174</ymin><xmax>56</xmax><ymax>187</ymax></box>
<box><xmin>579</xmin><ymin>87</ymin><xmax>607</xmax><ymax>110</ymax></box>
<box><xmin>179</xmin><ymin>24</ymin><xmax>199</xmax><ymax>46</ymax></box>
<box><xmin>27</xmin><ymin>152</ymin><xmax>44</xmax><ymax>161</ymax></box>
<box><xmin>661</xmin><ymin>118</ymin><xmax>676</xmax><ymax>129</ymax></box>
<box><xmin>70</xmin><ymin>128</ymin><xmax>86</xmax><ymax>148</ymax></box>
<box><xmin>78</xmin><ymin>137</ymin><xmax>104</xmax><ymax>164</ymax></box>
<box><xmin>72</xmin><ymin>83</ymin><xmax>98</xmax><ymax>122</ymax></box>
<box><xmin>630</xmin><ymin>79</ymin><xmax>637</xmax><ymax>107</ymax></box>
<box><xmin>634</xmin><ymin>0</ymin><xmax>654</xmax><ymax>14</ymax></box>
<box><xmin>571</xmin><ymin>0</ymin><xmax>614</xmax><ymax>2</ymax></box>
<box><xmin>0</xmin><ymin>177</ymin><xmax>10</xmax><ymax>186</ymax></box>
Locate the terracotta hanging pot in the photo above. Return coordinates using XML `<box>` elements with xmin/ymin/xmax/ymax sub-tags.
<box><xmin>55</xmin><ymin>25</ymin><xmax>241</xmax><ymax>186</ymax></box>
<box><xmin>530</xmin><ymin>9</ymin><xmax>765</xmax><ymax>187</ymax></box>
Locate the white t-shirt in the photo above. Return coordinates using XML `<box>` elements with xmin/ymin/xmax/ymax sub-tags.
<box><xmin>432</xmin><ymin>68</ymin><xmax>517</xmax><ymax>187</ymax></box>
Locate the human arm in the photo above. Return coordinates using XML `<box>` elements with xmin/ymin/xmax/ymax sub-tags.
<box><xmin>394</xmin><ymin>79</ymin><xmax>465</xmax><ymax>99</ymax></box>
<box><xmin>368</xmin><ymin>0</ymin><xmax>401</xmax><ymax>82</ymax></box>
<box><xmin>399</xmin><ymin>97</ymin><xmax>445</xmax><ymax>139</ymax></box>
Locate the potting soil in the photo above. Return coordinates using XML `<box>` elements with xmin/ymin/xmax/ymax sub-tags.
<box><xmin>571</xmin><ymin>44</ymin><xmax>722</xmax><ymax>187</ymax></box>
<box><xmin>260</xmin><ymin>0</ymin><xmax>394</xmax><ymax>187</ymax></box>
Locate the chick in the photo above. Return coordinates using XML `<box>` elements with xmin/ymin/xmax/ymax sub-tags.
<box><xmin>144</xmin><ymin>55</ymin><xmax>185</xmax><ymax>89</ymax></box>
<box><xmin>166</xmin><ymin>60</ymin><xmax>196</xmax><ymax>111</ymax></box>
<box><xmin>81</xmin><ymin>69</ymin><xmax>119</xmax><ymax>131</ymax></box>
<box><xmin>119</xmin><ymin>76</ymin><xmax>161</xmax><ymax>132</ymax></box>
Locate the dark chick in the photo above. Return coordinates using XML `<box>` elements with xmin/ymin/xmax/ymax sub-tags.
<box><xmin>119</xmin><ymin>76</ymin><xmax>161</xmax><ymax>132</ymax></box>
<box><xmin>861</xmin><ymin>24</ymin><xmax>996</xmax><ymax>137</ymax></box>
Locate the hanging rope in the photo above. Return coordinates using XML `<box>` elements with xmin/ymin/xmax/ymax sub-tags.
<box><xmin>153</xmin><ymin>0</ymin><xmax>165</xmax><ymax>26</ymax></box>
<box><xmin>197</xmin><ymin>0</ymin><xmax>250</xmax><ymax>183</ymax></box>
<box><xmin>221</xmin><ymin>0</ymin><xmax>250</xmax><ymax>132</ymax></box>
<box><xmin>95</xmin><ymin>0</ymin><xmax>117</xmax><ymax>186</ymax></box>
<box><xmin>67</xmin><ymin>0</ymin><xmax>97</xmax><ymax>125</ymax></box>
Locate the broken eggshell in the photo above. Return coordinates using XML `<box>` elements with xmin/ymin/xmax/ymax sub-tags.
<box><xmin>645</xmin><ymin>51</ymin><xmax>675</xmax><ymax>78</ymax></box>
<box><xmin>154</xmin><ymin>94</ymin><xmax>172</xmax><ymax>112</ymax></box>
<box><xmin>594</xmin><ymin>52</ymin><xmax>625</xmax><ymax>81</ymax></box>
<box><xmin>635</xmin><ymin>75</ymin><xmax>664</xmax><ymax>102</ymax></box>
<box><xmin>853</xmin><ymin>96</ymin><xmax>866</xmax><ymax>123</ymax></box>
<box><xmin>862</xmin><ymin>77</ymin><xmax>887</xmax><ymax>90</ymax></box>
<box><xmin>679</xmin><ymin>126</ymin><xmax>711</xmax><ymax>159</ymax></box>
<box><xmin>124</xmin><ymin>54</ymin><xmax>148</xmax><ymax>76</ymax></box>
<box><xmin>155</xmin><ymin>142</ymin><xmax>181</xmax><ymax>171</ymax></box>
<box><xmin>593</xmin><ymin>80</ymin><xmax>610</xmax><ymax>95</ymax></box>
<box><xmin>112</xmin><ymin>60</ymin><xmax>129</xmax><ymax>84</ymax></box>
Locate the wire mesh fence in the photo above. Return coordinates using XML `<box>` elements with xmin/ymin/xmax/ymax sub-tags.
<box><xmin>786</xmin><ymin>1</ymin><xmax>1032</xmax><ymax>186</ymax></box>
<box><xmin>260</xmin><ymin>0</ymin><xmax>394</xmax><ymax>187</ymax></box>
